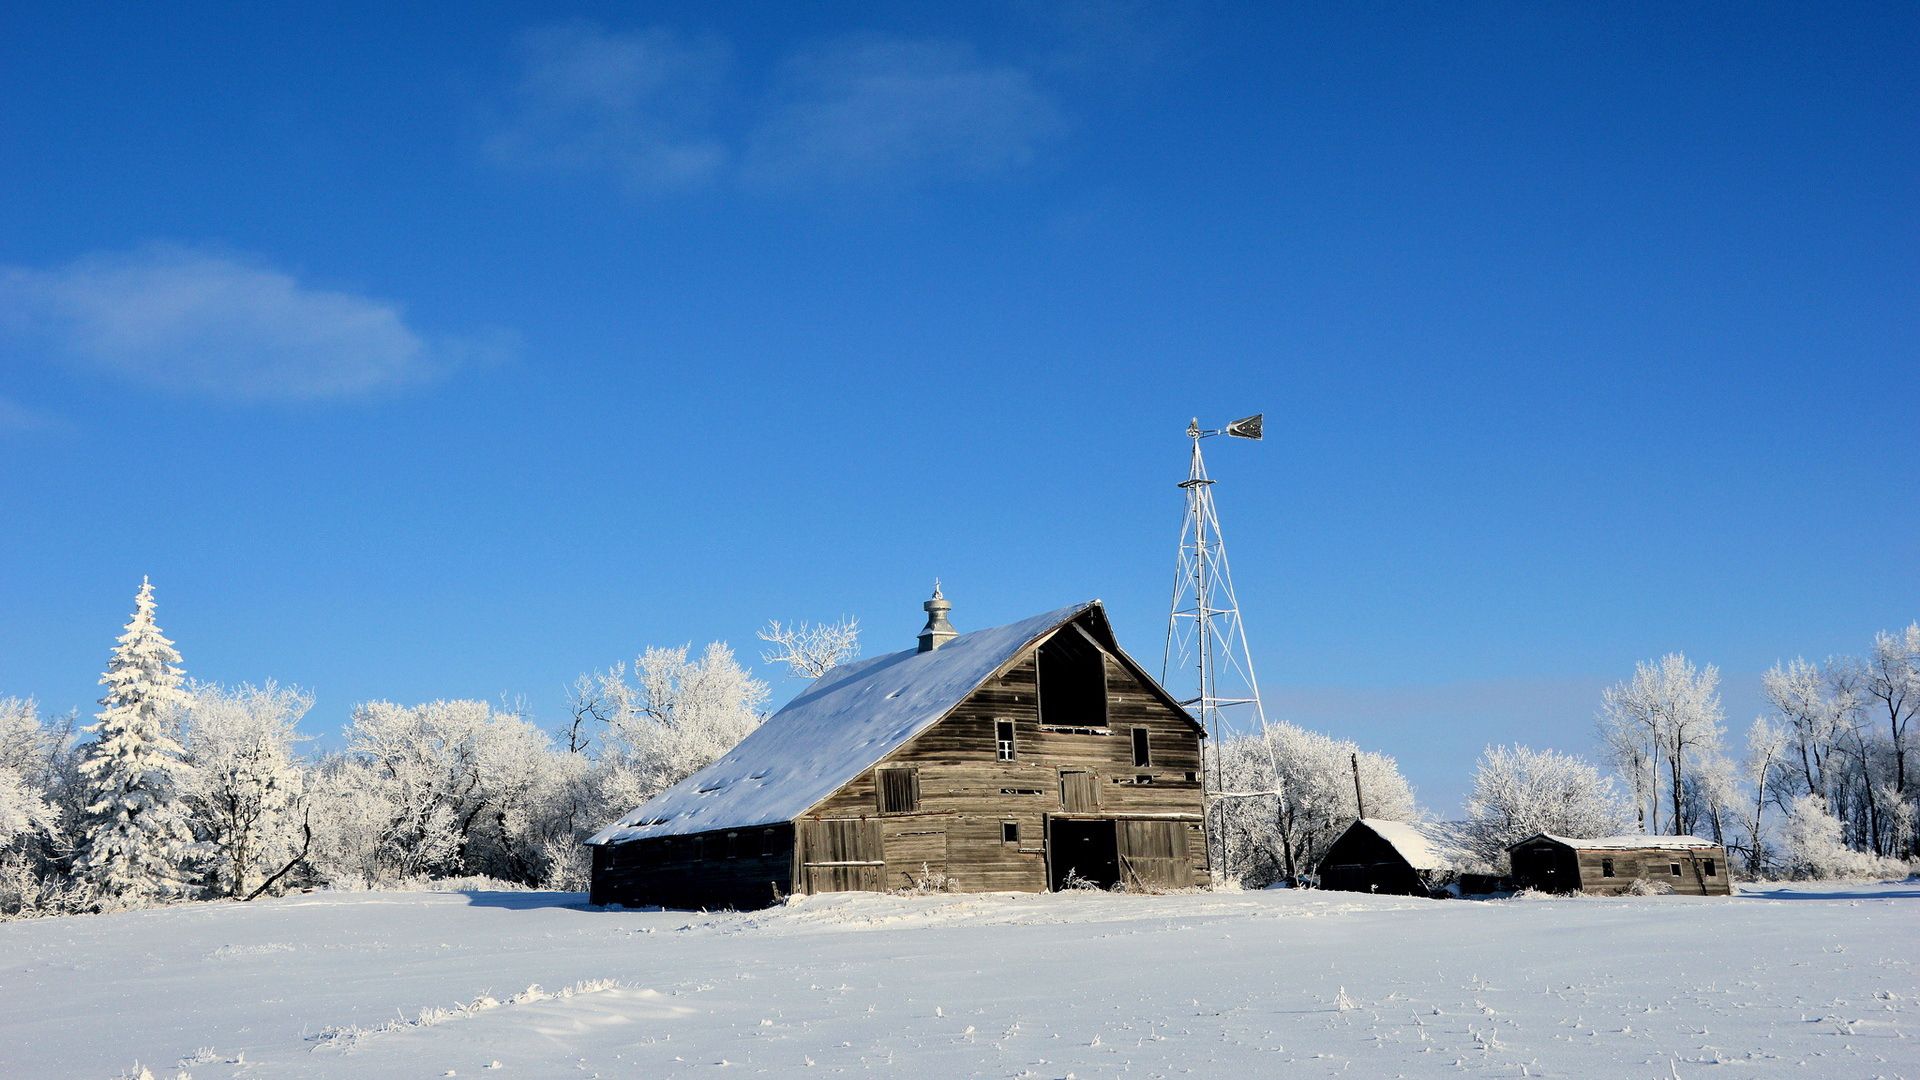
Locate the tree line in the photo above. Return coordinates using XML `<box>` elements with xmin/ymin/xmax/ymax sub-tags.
<box><xmin>0</xmin><ymin>580</ymin><xmax>857</xmax><ymax>917</ymax></box>
<box><xmin>2</xmin><ymin>579</ymin><xmax>1911</xmax><ymax>916</ymax></box>
<box><xmin>1211</xmin><ymin>624</ymin><xmax>1918</xmax><ymax>886</ymax></box>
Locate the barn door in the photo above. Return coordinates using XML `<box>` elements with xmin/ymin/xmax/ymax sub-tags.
<box><xmin>1060</xmin><ymin>769</ymin><xmax>1100</xmax><ymax>812</ymax></box>
<box><xmin>1116</xmin><ymin>819</ymin><xmax>1192</xmax><ymax>891</ymax></box>
<box><xmin>797</xmin><ymin>818</ymin><xmax>885</xmax><ymax>894</ymax></box>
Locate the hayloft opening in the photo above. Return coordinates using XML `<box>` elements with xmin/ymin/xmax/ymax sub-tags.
<box><xmin>1037</xmin><ymin>628</ymin><xmax>1107</xmax><ymax>728</ymax></box>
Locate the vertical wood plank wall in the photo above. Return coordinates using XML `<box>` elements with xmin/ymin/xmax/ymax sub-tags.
<box><xmin>801</xmin><ymin>646</ymin><xmax>1208</xmax><ymax>893</ymax></box>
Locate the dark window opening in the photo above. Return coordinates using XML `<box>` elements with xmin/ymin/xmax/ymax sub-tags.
<box><xmin>1601</xmin><ymin>858</ymin><xmax>1615</xmax><ymax>877</ymax></box>
<box><xmin>1131</xmin><ymin>726</ymin><xmax>1151</xmax><ymax>768</ymax></box>
<box><xmin>1002</xmin><ymin>822</ymin><xmax>1020</xmax><ymax>844</ymax></box>
<box><xmin>691</xmin><ymin>836</ymin><xmax>705</xmax><ymax>862</ymax></box>
<box><xmin>725</xmin><ymin>832</ymin><xmax>739</xmax><ymax>858</ymax></box>
<box><xmin>996</xmin><ymin>720</ymin><xmax>1016</xmax><ymax>761</ymax></box>
<box><xmin>1704</xmin><ymin>858</ymin><xmax>1717</xmax><ymax>877</ymax></box>
<box><xmin>1036</xmin><ymin>630</ymin><xmax>1107</xmax><ymax>728</ymax></box>
<box><xmin>761</xmin><ymin>829</ymin><xmax>776</xmax><ymax>856</ymax></box>
<box><xmin>1669</xmin><ymin>862</ymin><xmax>1682</xmax><ymax>876</ymax></box>
<box><xmin>1000</xmin><ymin>787</ymin><xmax>1044</xmax><ymax>795</ymax></box>
<box><xmin>877</xmin><ymin>768</ymin><xmax>921</xmax><ymax>814</ymax></box>
<box><xmin>1135</xmin><ymin>774</ymin><xmax>1153</xmax><ymax>785</ymax></box>
<box><xmin>1185</xmin><ymin>771</ymin><xmax>1199</xmax><ymax>783</ymax></box>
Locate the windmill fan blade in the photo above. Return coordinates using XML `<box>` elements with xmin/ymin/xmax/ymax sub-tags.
<box><xmin>1225</xmin><ymin>413</ymin><xmax>1264</xmax><ymax>440</ymax></box>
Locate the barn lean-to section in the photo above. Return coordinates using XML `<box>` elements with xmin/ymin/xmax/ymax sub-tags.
<box><xmin>587</xmin><ymin>591</ymin><xmax>1208</xmax><ymax>909</ymax></box>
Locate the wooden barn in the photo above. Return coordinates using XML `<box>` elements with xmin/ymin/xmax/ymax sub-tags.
<box><xmin>1317</xmin><ymin>818</ymin><xmax>1478</xmax><ymax>896</ymax></box>
<box><xmin>587</xmin><ymin>590</ymin><xmax>1210</xmax><ymax>910</ymax></box>
<box><xmin>1507</xmin><ymin>834</ymin><xmax>1730</xmax><ymax>896</ymax></box>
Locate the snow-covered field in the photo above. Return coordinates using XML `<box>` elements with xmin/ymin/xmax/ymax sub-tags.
<box><xmin>4</xmin><ymin>883</ymin><xmax>1915</xmax><ymax>1079</ymax></box>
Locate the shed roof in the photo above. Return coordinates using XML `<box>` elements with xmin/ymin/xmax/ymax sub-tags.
<box><xmin>1511</xmin><ymin>833</ymin><xmax>1722</xmax><ymax>853</ymax></box>
<box><xmin>1353</xmin><ymin>818</ymin><xmax>1476</xmax><ymax>872</ymax></box>
<box><xmin>590</xmin><ymin>600</ymin><xmax>1180</xmax><ymax>845</ymax></box>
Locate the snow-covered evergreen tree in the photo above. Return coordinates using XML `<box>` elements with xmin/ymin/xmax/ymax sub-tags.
<box><xmin>75</xmin><ymin>578</ymin><xmax>198</xmax><ymax>907</ymax></box>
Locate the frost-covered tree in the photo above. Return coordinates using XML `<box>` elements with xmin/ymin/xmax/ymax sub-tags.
<box><xmin>180</xmin><ymin>682</ymin><xmax>311</xmax><ymax>898</ymax></box>
<box><xmin>1216</xmin><ymin>722</ymin><xmax>1416</xmax><ymax>886</ymax></box>
<box><xmin>758</xmin><ymin>617</ymin><xmax>861</xmax><ymax>679</ymax></box>
<box><xmin>1597</xmin><ymin>653</ymin><xmax>1725</xmax><ymax>835</ymax></box>
<box><xmin>75</xmin><ymin>579</ymin><xmax>198</xmax><ymax>907</ymax></box>
<box><xmin>1735</xmin><ymin>718</ymin><xmax>1791</xmax><ymax>876</ymax></box>
<box><xmin>1464</xmin><ymin>744</ymin><xmax>1632</xmax><ymax>865</ymax></box>
<box><xmin>319</xmin><ymin>699</ymin><xmax>580</xmax><ymax>887</ymax></box>
<box><xmin>575</xmin><ymin>642</ymin><xmax>769</xmax><ymax>825</ymax></box>
<box><xmin>1761</xmin><ymin>657</ymin><xmax>1849</xmax><ymax>807</ymax></box>
<box><xmin>1864</xmin><ymin>623</ymin><xmax>1919</xmax><ymax>847</ymax></box>
<box><xmin>1777</xmin><ymin>793</ymin><xmax>1905</xmax><ymax>880</ymax></box>
<box><xmin>0</xmin><ymin>697</ymin><xmax>59</xmax><ymax>849</ymax></box>
<box><xmin>338</xmin><ymin>700</ymin><xmax>493</xmax><ymax>882</ymax></box>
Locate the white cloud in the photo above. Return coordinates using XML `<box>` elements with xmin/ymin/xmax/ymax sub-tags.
<box><xmin>0</xmin><ymin>247</ymin><xmax>473</xmax><ymax>402</ymax></box>
<box><xmin>487</xmin><ymin>22</ymin><xmax>731</xmax><ymax>190</ymax></box>
<box><xmin>743</xmin><ymin>37</ymin><xmax>1067</xmax><ymax>186</ymax></box>
<box><xmin>487</xmin><ymin>23</ymin><xmax>1067</xmax><ymax>191</ymax></box>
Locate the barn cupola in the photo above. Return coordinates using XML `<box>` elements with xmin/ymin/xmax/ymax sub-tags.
<box><xmin>917</xmin><ymin>581</ymin><xmax>958</xmax><ymax>652</ymax></box>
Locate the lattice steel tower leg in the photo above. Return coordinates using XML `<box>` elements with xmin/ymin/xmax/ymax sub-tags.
<box><xmin>1162</xmin><ymin>414</ymin><xmax>1271</xmax><ymax>885</ymax></box>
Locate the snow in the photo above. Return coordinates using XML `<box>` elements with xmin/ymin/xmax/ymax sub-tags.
<box><xmin>1358</xmin><ymin>819</ymin><xmax>1474</xmax><ymax>872</ymax></box>
<box><xmin>1533</xmin><ymin>834</ymin><xmax>1723</xmax><ymax>852</ymax></box>
<box><xmin>5</xmin><ymin>881</ymin><xmax>1917</xmax><ymax>1078</ymax></box>
<box><xmin>590</xmin><ymin>602</ymin><xmax>1099</xmax><ymax>844</ymax></box>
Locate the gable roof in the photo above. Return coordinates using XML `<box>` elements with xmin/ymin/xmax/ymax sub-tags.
<box><xmin>1510</xmin><ymin>833</ymin><xmax>1722</xmax><ymax>853</ymax></box>
<box><xmin>1351</xmin><ymin>818</ymin><xmax>1476</xmax><ymax>872</ymax></box>
<box><xmin>590</xmin><ymin>600</ymin><xmax>1190</xmax><ymax>845</ymax></box>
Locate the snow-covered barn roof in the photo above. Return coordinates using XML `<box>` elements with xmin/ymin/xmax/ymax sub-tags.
<box><xmin>1512</xmin><ymin>833</ymin><xmax>1722</xmax><ymax>853</ymax></box>
<box><xmin>590</xmin><ymin>600</ymin><xmax>1182</xmax><ymax>845</ymax></box>
<box><xmin>1354</xmin><ymin>819</ymin><xmax>1475</xmax><ymax>872</ymax></box>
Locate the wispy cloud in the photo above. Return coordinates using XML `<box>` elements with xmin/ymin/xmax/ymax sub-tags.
<box><xmin>487</xmin><ymin>22</ymin><xmax>731</xmax><ymax>190</ymax></box>
<box><xmin>743</xmin><ymin>37</ymin><xmax>1065</xmax><ymax>186</ymax></box>
<box><xmin>488</xmin><ymin>23</ymin><xmax>1068</xmax><ymax>192</ymax></box>
<box><xmin>0</xmin><ymin>395</ymin><xmax>61</xmax><ymax>434</ymax></box>
<box><xmin>0</xmin><ymin>247</ymin><xmax>489</xmax><ymax>402</ymax></box>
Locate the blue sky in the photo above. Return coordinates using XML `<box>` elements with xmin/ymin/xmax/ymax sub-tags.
<box><xmin>2</xmin><ymin>3</ymin><xmax>1914</xmax><ymax>814</ymax></box>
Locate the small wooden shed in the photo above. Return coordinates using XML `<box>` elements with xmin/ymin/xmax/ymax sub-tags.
<box><xmin>1318</xmin><ymin>818</ymin><xmax>1476</xmax><ymax>896</ymax></box>
<box><xmin>1507</xmin><ymin>834</ymin><xmax>1730</xmax><ymax>896</ymax></box>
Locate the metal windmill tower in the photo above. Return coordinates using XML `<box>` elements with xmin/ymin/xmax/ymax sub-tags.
<box><xmin>1161</xmin><ymin>414</ymin><xmax>1273</xmax><ymax>880</ymax></box>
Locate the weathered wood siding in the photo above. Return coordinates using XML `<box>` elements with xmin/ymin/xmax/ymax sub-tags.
<box><xmin>1509</xmin><ymin>839</ymin><xmax>1731</xmax><ymax>896</ymax></box>
<box><xmin>800</xmin><ymin>637</ymin><xmax>1208</xmax><ymax>894</ymax></box>
<box><xmin>590</xmin><ymin>823</ymin><xmax>794</xmax><ymax>910</ymax></box>
<box><xmin>1571</xmin><ymin>846</ymin><xmax>1730</xmax><ymax>896</ymax></box>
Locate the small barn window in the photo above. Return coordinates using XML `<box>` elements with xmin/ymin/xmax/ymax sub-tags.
<box><xmin>725</xmin><ymin>832</ymin><xmax>739</xmax><ymax>859</ymax></box>
<box><xmin>1037</xmin><ymin>630</ymin><xmax>1107</xmax><ymax>728</ymax></box>
<box><xmin>1669</xmin><ymin>862</ymin><xmax>1682</xmax><ymax>876</ymax></box>
<box><xmin>1131</xmin><ymin>727</ymin><xmax>1151</xmax><ymax>768</ymax></box>
<box><xmin>1002</xmin><ymin>822</ymin><xmax>1020</xmax><ymax>844</ymax></box>
<box><xmin>1704</xmin><ymin>858</ymin><xmax>1717</xmax><ymax>877</ymax></box>
<box><xmin>691</xmin><ymin>836</ymin><xmax>705</xmax><ymax>862</ymax></box>
<box><xmin>761</xmin><ymin>828</ymin><xmax>777</xmax><ymax>856</ymax></box>
<box><xmin>1601</xmin><ymin>858</ymin><xmax>1615</xmax><ymax>878</ymax></box>
<box><xmin>877</xmin><ymin>767</ymin><xmax>921</xmax><ymax>814</ymax></box>
<box><xmin>996</xmin><ymin>720</ymin><xmax>1017</xmax><ymax>761</ymax></box>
